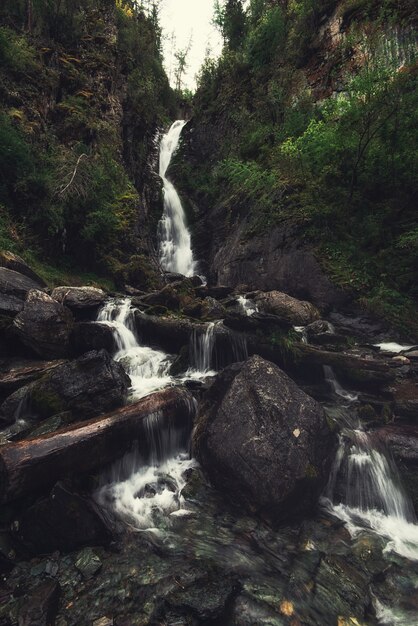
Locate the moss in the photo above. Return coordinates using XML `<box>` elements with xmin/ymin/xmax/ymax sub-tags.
<box><xmin>305</xmin><ymin>463</ymin><xmax>319</xmax><ymax>479</ymax></box>
<box><xmin>31</xmin><ymin>386</ymin><xmax>65</xmax><ymax>419</ymax></box>
<box><xmin>358</xmin><ymin>403</ymin><xmax>377</xmax><ymax>421</ymax></box>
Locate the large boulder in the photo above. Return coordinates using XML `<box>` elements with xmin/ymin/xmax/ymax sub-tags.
<box><xmin>254</xmin><ymin>291</ymin><xmax>320</xmax><ymax>326</ymax></box>
<box><xmin>13</xmin><ymin>289</ymin><xmax>74</xmax><ymax>359</ymax></box>
<box><xmin>193</xmin><ymin>355</ymin><xmax>335</xmax><ymax>521</ymax></box>
<box><xmin>51</xmin><ymin>286</ymin><xmax>106</xmax><ymax>313</ymax></box>
<box><xmin>0</xmin><ymin>251</ymin><xmax>46</xmax><ymax>286</ymax></box>
<box><xmin>0</xmin><ymin>350</ymin><xmax>130</xmax><ymax>425</ymax></box>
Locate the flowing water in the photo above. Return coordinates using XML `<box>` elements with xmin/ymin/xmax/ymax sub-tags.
<box><xmin>97</xmin><ymin>299</ymin><xmax>174</xmax><ymax>400</ymax></box>
<box><xmin>237</xmin><ymin>295</ymin><xmax>258</xmax><ymax>317</ymax></box>
<box><xmin>157</xmin><ymin>120</ymin><xmax>196</xmax><ymax>277</ymax></box>
<box><xmin>92</xmin><ymin>287</ymin><xmax>418</xmax><ymax>624</ymax></box>
<box><xmin>323</xmin><ymin>364</ymin><xmax>358</xmax><ymax>402</ymax></box>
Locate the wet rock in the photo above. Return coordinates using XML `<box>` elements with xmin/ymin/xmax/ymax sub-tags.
<box><xmin>193</xmin><ymin>355</ymin><xmax>335</xmax><ymax>521</ymax></box>
<box><xmin>75</xmin><ymin>548</ymin><xmax>102</xmax><ymax>579</ymax></box>
<box><xmin>0</xmin><ymin>359</ymin><xmax>67</xmax><ymax>395</ymax></box>
<box><xmin>0</xmin><ymin>268</ymin><xmax>44</xmax><ymax>300</ymax></box>
<box><xmin>254</xmin><ymin>291</ymin><xmax>320</xmax><ymax>326</ymax></box>
<box><xmin>224</xmin><ymin>311</ymin><xmax>291</xmax><ymax>333</ymax></box>
<box><xmin>134</xmin><ymin>311</ymin><xmax>201</xmax><ymax>353</ymax></box>
<box><xmin>391</xmin><ymin>380</ymin><xmax>418</xmax><ymax>420</ymax></box>
<box><xmin>17</xmin><ymin>580</ymin><xmax>60</xmax><ymax>626</ymax></box>
<box><xmin>180</xmin><ymin>468</ymin><xmax>207</xmax><ymax>501</ymax></box>
<box><xmin>375</xmin><ymin>424</ymin><xmax>418</xmax><ymax>513</ymax></box>
<box><xmin>51</xmin><ymin>286</ymin><xmax>106</xmax><ymax>314</ymax></box>
<box><xmin>196</xmin><ymin>285</ymin><xmax>233</xmax><ymax>299</ymax></box>
<box><xmin>0</xmin><ymin>350</ymin><xmax>130</xmax><ymax>425</ymax></box>
<box><xmin>71</xmin><ymin>322</ymin><xmax>117</xmax><ymax>356</ymax></box>
<box><xmin>0</xmin><ymin>251</ymin><xmax>46</xmax><ymax>287</ymax></box>
<box><xmin>11</xmin><ymin>412</ymin><xmax>75</xmax><ymax>441</ymax></box>
<box><xmin>200</xmin><ymin>297</ymin><xmax>226</xmax><ymax>320</ymax></box>
<box><xmin>15</xmin><ymin>482</ymin><xmax>113</xmax><ymax>555</ymax></box>
<box><xmin>305</xmin><ymin>319</ymin><xmax>347</xmax><ymax>347</ymax></box>
<box><xmin>13</xmin><ymin>290</ymin><xmax>74</xmax><ymax>359</ymax></box>
<box><xmin>92</xmin><ymin>619</ymin><xmax>113</xmax><ymax>626</ymax></box>
<box><xmin>159</xmin><ymin>570</ymin><xmax>239</xmax><ymax>623</ymax></box>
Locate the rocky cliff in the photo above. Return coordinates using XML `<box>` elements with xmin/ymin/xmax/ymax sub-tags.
<box><xmin>174</xmin><ymin>0</ymin><xmax>417</xmax><ymax>337</ymax></box>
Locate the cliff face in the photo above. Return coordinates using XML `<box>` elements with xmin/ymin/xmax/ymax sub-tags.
<box><xmin>176</xmin><ymin>0</ymin><xmax>417</xmax><ymax>336</ymax></box>
<box><xmin>0</xmin><ymin>0</ymin><xmax>175</xmax><ymax>286</ymax></box>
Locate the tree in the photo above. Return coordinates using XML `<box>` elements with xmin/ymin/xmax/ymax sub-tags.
<box><xmin>174</xmin><ymin>38</ymin><xmax>192</xmax><ymax>92</ymax></box>
<box><xmin>213</xmin><ymin>0</ymin><xmax>247</xmax><ymax>50</ymax></box>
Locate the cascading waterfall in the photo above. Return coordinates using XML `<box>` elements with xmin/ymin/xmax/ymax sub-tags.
<box><xmin>96</xmin><ymin>411</ymin><xmax>196</xmax><ymax>531</ymax></box>
<box><xmin>97</xmin><ymin>299</ymin><xmax>174</xmax><ymax>399</ymax></box>
<box><xmin>157</xmin><ymin>120</ymin><xmax>196</xmax><ymax>277</ymax></box>
<box><xmin>323</xmin><ymin>365</ymin><xmax>358</xmax><ymax>402</ymax></box>
<box><xmin>189</xmin><ymin>322</ymin><xmax>218</xmax><ymax>374</ymax></box>
<box><xmin>324</xmin><ymin>428</ymin><xmax>418</xmax><ymax>561</ymax></box>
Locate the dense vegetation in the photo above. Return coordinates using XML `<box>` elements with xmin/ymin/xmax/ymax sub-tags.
<box><xmin>0</xmin><ymin>0</ymin><xmax>175</xmax><ymax>286</ymax></box>
<box><xmin>180</xmin><ymin>0</ymin><xmax>417</xmax><ymax>336</ymax></box>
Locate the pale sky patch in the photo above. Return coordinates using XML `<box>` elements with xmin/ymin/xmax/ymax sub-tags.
<box><xmin>159</xmin><ymin>0</ymin><xmax>224</xmax><ymax>91</ymax></box>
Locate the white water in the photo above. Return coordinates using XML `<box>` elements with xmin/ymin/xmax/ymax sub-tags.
<box><xmin>96</xmin><ymin>411</ymin><xmax>196</xmax><ymax>531</ymax></box>
<box><xmin>374</xmin><ymin>342</ymin><xmax>415</xmax><ymax>354</ymax></box>
<box><xmin>158</xmin><ymin>120</ymin><xmax>196</xmax><ymax>277</ymax></box>
<box><xmin>188</xmin><ymin>322</ymin><xmax>218</xmax><ymax>374</ymax></box>
<box><xmin>325</xmin><ymin>429</ymin><xmax>418</xmax><ymax>561</ymax></box>
<box><xmin>237</xmin><ymin>295</ymin><xmax>258</xmax><ymax>317</ymax></box>
<box><xmin>294</xmin><ymin>325</ymin><xmax>308</xmax><ymax>344</ymax></box>
<box><xmin>323</xmin><ymin>365</ymin><xmax>358</xmax><ymax>402</ymax></box>
<box><xmin>98</xmin><ymin>299</ymin><xmax>174</xmax><ymax>400</ymax></box>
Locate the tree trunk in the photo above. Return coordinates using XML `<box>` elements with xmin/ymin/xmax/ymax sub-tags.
<box><xmin>0</xmin><ymin>387</ymin><xmax>194</xmax><ymax>503</ymax></box>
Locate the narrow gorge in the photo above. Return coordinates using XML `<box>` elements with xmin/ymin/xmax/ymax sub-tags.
<box><xmin>0</xmin><ymin>1</ymin><xmax>417</xmax><ymax>626</ymax></box>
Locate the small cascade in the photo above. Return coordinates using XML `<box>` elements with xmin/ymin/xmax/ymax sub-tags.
<box><xmin>97</xmin><ymin>299</ymin><xmax>174</xmax><ymax>399</ymax></box>
<box><xmin>96</xmin><ymin>411</ymin><xmax>195</xmax><ymax>531</ymax></box>
<box><xmin>324</xmin><ymin>429</ymin><xmax>418</xmax><ymax>560</ymax></box>
<box><xmin>157</xmin><ymin>120</ymin><xmax>196</xmax><ymax>277</ymax></box>
<box><xmin>294</xmin><ymin>326</ymin><xmax>308</xmax><ymax>344</ymax></box>
<box><xmin>323</xmin><ymin>365</ymin><xmax>358</xmax><ymax>402</ymax></box>
<box><xmin>189</xmin><ymin>322</ymin><xmax>218</xmax><ymax>374</ymax></box>
<box><xmin>237</xmin><ymin>295</ymin><xmax>258</xmax><ymax>317</ymax></box>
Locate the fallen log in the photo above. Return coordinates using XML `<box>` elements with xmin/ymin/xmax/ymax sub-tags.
<box><xmin>0</xmin><ymin>387</ymin><xmax>194</xmax><ymax>503</ymax></box>
<box><xmin>0</xmin><ymin>359</ymin><xmax>66</xmax><ymax>395</ymax></box>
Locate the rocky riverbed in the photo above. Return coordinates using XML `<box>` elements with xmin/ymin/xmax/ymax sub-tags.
<box><xmin>1</xmin><ymin>252</ymin><xmax>418</xmax><ymax>626</ymax></box>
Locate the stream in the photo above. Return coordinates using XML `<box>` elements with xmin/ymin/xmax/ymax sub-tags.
<box><xmin>84</xmin><ymin>122</ymin><xmax>418</xmax><ymax>625</ymax></box>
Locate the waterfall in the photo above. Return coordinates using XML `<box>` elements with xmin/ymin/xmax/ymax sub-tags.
<box><xmin>97</xmin><ymin>299</ymin><xmax>174</xmax><ymax>400</ymax></box>
<box><xmin>323</xmin><ymin>365</ymin><xmax>358</xmax><ymax>402</ymax></box>
<box><xmin>157</xmin><ymin>120</ymin><xmax>196</xmax><ymax>277</ymax></box>
<box><xmin>237</xmin><ymin>295</ymin><xmax>258</xmax><ymax>317</ymax></box>
<box><xmin>189</xmin><ymin>322</ymin><xmax>217</xmax><ymax>374</ymax></box>
<box><xmin>324</xmin><ymin>429</ymin><xmax>418</xmax><ymax>561</ymax></box>
<box><xmin>96</xmin><ymin>410</ymin><xmax>196</xmax><ymax>531</ymax></box>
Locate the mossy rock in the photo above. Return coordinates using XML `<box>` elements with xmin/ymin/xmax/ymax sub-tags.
<box><xmin>30</xmin><ymin>385</ymin><xmax>65</xmax><ymax>419</ymax></box>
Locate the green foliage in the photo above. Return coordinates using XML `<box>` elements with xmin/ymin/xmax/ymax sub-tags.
<box><xmin>246</xmin><ymin>6</ymin><xmax>286</xmax><ymax>69</ymax></box>
<box><xmin>0</xmin><ymin>27</ymin><xmax>38</xmax><ymax>73</ymax></box>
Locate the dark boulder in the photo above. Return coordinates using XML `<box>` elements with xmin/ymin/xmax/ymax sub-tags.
<box><xmin>193</xmin><ymin>355</ymin><xmax>335</xmax><ymax>522</ymax></box>
<box><xmin>0</xmin><ymin>350</ymin><xmax>130</xmax><ymax>425</ymax></box>
<box><xmin>71</xmin><ymin>322</ymin><xmax>117</xmax><ymax>356</ymax></box>
<box><xmin>14</xmin><ymin>482</ymin><xmax>113</xmax><ymax>554</ymax></box>
<box><xmin>13</xmin><ymin>290</ymin><xmax>74</xmax><ymax>359</ymax></box>
<box><xmin>17</xmin><ymin>580</ymin><xmax>60</xmax><ymax>626</ymax></box>
<box><xmin>224</xmin><ymin>311</ymin><xmax>291</xmax><ymax>334</ymax></box>
<box><xmin>0</xmin><ymin>267</ymin><xmax>43</xmax><ymax>300</ymax></box>
<box><xmin>51</xmin><ymin>286</ymin><xmax>106</xmax><ymax>314</ymax></box>
<box><xmin>391</xmin><ymin>380</ymin><xmax>418</xmax><ymax>420</ymax></box>
<box><xmin>0</xmin><ymin>251</ymin><xmax>46</xmax><ymax>286</ymax></box>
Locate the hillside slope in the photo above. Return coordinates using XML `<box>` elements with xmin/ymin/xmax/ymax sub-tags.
<box><xmin>175</xmin><ymin>0</ymin><xmax>417</xmax><ymax>338</ymax></box>
<box><xmin>0</xmin><ymin>0</ymin><xmax>175</xmax><ymax>288</ymax></box>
